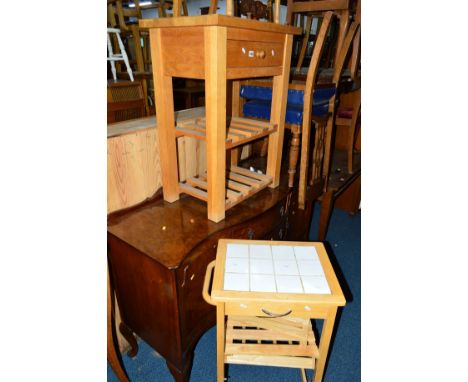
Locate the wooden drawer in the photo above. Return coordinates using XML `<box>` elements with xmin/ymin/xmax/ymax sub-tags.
<box><xmin>285</xmin><ymin>195</ymin><xmax>313</xmax><ymax>241</ymax></box>
<box><xmin>230</xmin><ymin>197</ymin><xmax>288</xmax><ymax>240</ymax></box>
<box><xmin>225</xmin><ymin>300</ymin><xmax>330</xmax><ymax>319</ymax></box>
<box><xmin>227</xmin><ymin>39</ymin><xmax>284</xmax><ymax>68</ymax></box>
<box><xmin>265</xmin><ymin>222</ymin><xmax>287</xmax><ymax>241</ymax></box>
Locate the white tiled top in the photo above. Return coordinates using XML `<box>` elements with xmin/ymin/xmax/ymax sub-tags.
<box><xmin>226</xmin><ymin>243</ymin><xmax>249</xmax><ymax>258</ymax></box>
<box><xmin>223</xmin><ymin>244</ymin><xmax>331</xmax><ymax>294</ymax></box>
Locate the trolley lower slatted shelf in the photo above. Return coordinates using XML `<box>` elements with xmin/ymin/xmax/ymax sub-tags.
<box><xmin>224</xmin><ymin>315</ymin><xmax>319</xmax><ymax>369</ymax></box>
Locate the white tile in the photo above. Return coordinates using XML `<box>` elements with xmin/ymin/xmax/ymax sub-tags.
<box><xmin>250</xmin><ymin>259</ymin><xmax>274</xmax><ymax>274</ymax></box>
<box><xmin>224</xmin><ymin>273</ymin><xmax>249</xmax><ymax>291</ymax></box>
<box><xmin>275</xmin><ymin>275</ymin><xmax>304</xmax><ymax>293</ymax></box>
<box><xmin>249</xmin><ymin>244</ymin><xmax>272</xmax><ymax>259</ymax></box>
<box><xmin>271</xmin><ymin>245</ymin><xmax>295</xmax><ymax>260</ymax></box>
<box><xmin>293</xmin><ymin>246</ymin><xmax>319</xmax><ymax>261</ymax></box>
<box><xmin>226</xmin><ymin>243</ymin><xmax>249</xmax><ymax>259</ymax></box>
<box><xmin>297</xmin><ymin>260</ymin><xmax>325</xmax><ymax>276</ymax></box>
<box><xmin>250</xmin><ymin>274</ymin><xmax>276</xmax><ymax>292</ymax></box>
<box><xmin>301</xmin><ymin>276</ymin><xmax>331</xmax><ymax>294</ymax></box>
<box><xmin>274</xmin><ymin>260</ymin><xmax>299</xmax><ymax>275</ymax></box>
<box><xmin>225</xmin><ymin>258</ymin><xmax>249</xmax><ymax>274</ymax></box>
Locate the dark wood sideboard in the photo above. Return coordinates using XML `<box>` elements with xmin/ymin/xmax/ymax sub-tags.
<box><xmin>107</xmin><ymin>170</ymin><xmax>314</xmax><ymax>382</ymax></box>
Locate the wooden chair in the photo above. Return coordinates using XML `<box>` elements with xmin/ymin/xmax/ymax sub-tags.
<box><xmin>236</xmin><ymin>0</ymin><xmax>274</xmax><ymax>21</ymax></box>
<box><xmin>286</xmin><ymin>0</ymin><xmax>351</xmax><ymax>70</ymax></box>
<box><xmin>314</xmin><ymin>20</ymin><xmax>360</xmax><ymax>240</ymax></box>
<box><xmin>238</xmin><ymin>17</ymin><xmax>360</xmax><ymax>211</ymax></box>
<box><xmin>107</xmin><ymin>80</ymin><xmax>147</xmax><ymax>124</ymax></box>
<box><xmin>333</xmin><ymin>0</ymin><xmax>360</xmax><ymax>173</ymax></box>
<box><xmin>108</xmin><ymin>0</ymin><xmax>153</xmax><ymax>113</ymax></box>
<box><xmin>107</xmin><ymin>0</ymin><xmax>148</xmax><ymax>73</ymax></box>
<box><xmin>238</xmin><ymin>12</ymin><xmax>338</xmax><ymax>207</ymax></box>
<box><xmin>292</xmin><ymin>12</ymin><xmax>339</xmax><ymax>77</ymax></box>
<box><xmin>334</xmin><ymin>85</ymin><xmax>360</xmax><ymax>174</ymax></box>
<box><xmin>138</xmin><ymin>0</ymin><xmax>189</xmax><ymax>17</ymax></box>
<box><xmin>207</xmin><ymin>0</ymin><xmax>277</xmax><ymax>20</ymax></box>
<box><xmin>156</xmin><ymin>0</ymin><xmax>189</xmax><ymax>17</ymax></box>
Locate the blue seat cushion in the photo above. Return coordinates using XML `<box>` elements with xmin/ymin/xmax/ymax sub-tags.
<box><xmin>243</xmin><ymin>101</ymin><xmax>303</xmax><ymax>125</ymax></box>
<box><xmin>240</xmin><ymin>85</ymin><xmax>335</xmax><ymax>125</ymax></box>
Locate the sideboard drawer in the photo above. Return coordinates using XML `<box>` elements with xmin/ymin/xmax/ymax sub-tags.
<box><xmin>265</xmin><ymin>222</ymin><xmax>287</xmax><ymax>241</ymax></box>
<box><xmin>230</xmin><ymin>197</ymin><xmax>288</xmax><ymax>240</ymax></box>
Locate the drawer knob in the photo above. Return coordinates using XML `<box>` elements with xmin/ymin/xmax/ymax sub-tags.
<box><xmin>256</xmin><ymin>50</ymin><xmax>266</xmax><ymax>59</ymax></box>
<box><xmin>261</xmin><ymin>308</ymin><xmax>292</xmax><ymax>318</ymax></box>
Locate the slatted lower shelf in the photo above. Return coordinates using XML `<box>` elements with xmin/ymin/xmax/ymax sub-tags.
<box><xmin>178</xmin><ymin>165</ymin><xmax>272</xmax><ymax>210</ymax></box>
<box><xmin>175</xmin><ymin>116</ymin><xmax>277</xmax><ymax>149</ymax></box>
<box><xmin>224</xmin><ymin>315</ymin><xmax>318</xmax><ymax>369</ymax></box>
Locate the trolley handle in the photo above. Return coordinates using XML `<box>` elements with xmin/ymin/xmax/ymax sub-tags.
<box><xmin>260</xmin><ymin>308</ymin><xmax>292</xmax><ymax>318</ymax></box>
<box><xmin>202</xmin><ymin>260</ymin><xmax>216</xmax><ymax>306</ymax></box>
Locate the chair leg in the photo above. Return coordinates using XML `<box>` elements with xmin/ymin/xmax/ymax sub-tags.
<box><xmin>260</xmin><ymin>137</ymin><xmax>268</xmax><ymax>157</ymax></box>
<box><xmin>130</xmin><ymin>25</ymin><xmax>145</xmax><ymax>74</ymax></box>
<box><xmin>311</xmin><ymin>120</ymin><xmax>326</xmax><ymax>185</ymax></box>
<box><xmin>288</xmin><ymin>124</ymin><xmax>301</xmax><ymax>187</ymax></box>
<box><xmin>347</xmin><ymin>125</ymin><xmax>354</xmax><ymax>174</ymax></box>
<box><xmin>230</xmin><ymin>147</ymin><xmax>239</xmax><ymax>166</ymax></box>
<box><xmin>322</xmin><ymin>115</ymin><xmax>334</xmax><ymax>191</ymax></box>
<box><xmin>140</xmin><ymin>78</ymin><xmax>150</xmax><ymax>116</ymax></box>
<box><xmin>299</xmin><ymin>120</ymin><xmax>313</xmax><ymax>210</ymax></box>
<box><xmin>347</xmin><ymin>100</ymin><xmax>360</xmax><ymax>174</ymax></box>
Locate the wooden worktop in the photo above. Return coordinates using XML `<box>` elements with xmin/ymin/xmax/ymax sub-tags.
<box><xmin>139</xmin><ymin>14</ymin><xmax>301</xmax><ymax>35</ymax></box>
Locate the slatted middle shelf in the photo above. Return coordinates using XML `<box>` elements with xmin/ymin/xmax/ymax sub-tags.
<box><xmin>178</xmin><ymin>165</ymin><xmax>272</xmax><ymax>210</ymax></box>
<box><xmin>175</xmin><ymin>116</ymin><xmax>277</xmax><ymax>149</ymax></box>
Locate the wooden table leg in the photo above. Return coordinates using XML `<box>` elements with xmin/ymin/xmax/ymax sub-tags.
<box><xmin>267</xmin><ymin>33</ymin><xmax>293</xmax><ymax>188</ymax></box>
<box><xmin>150</xmin><ymin>29</ymin><xmax>179</xmax><ymax>203</ymax></box>
<box><xmin>204</xmin><ymin>26</ymin><xmax>227</xmax><ymax>222</ymax></box>
<box><xmin>313</xmin><ymin>307</ymin><xmax>338</xmax><ymax>382</ymax></box>
<box><xmin>216</xmin><ymin>304</ymin><xmax>225</xmax><ymax>382</ymax></box>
